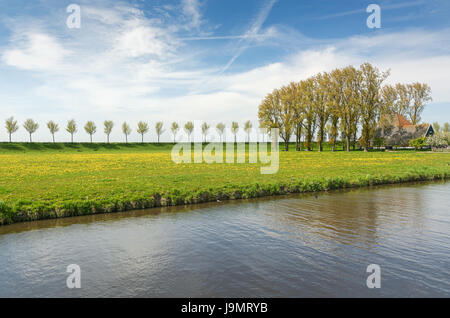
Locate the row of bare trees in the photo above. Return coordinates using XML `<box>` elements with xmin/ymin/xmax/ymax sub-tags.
<box><xmin>258</xmin><ymin>63</ymin><xmax>432</xmax><ymax>152</ymax></box>
<box><xmin>4</xmin><ymin>118</ymin><xmax>255</xmax><ymax>143</ymax></box>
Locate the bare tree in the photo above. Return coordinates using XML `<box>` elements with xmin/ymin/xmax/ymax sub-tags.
<box><xmin>155</xmin><ymin>122</ymin><xmax>164</xmax><ymax>143</ymax></box>
<box><xmin>171</xmin><ymin>122</ymin><xmax>180</xmax><ymax>143</ymax></box>
<box><xmin>66</xmin><ymin>119</ymin><xmax>77</xmax><ymax>143</ymax></box>
<box><xmin>184</xmin><ymin>121</ymin><xmax>194</xmax><ymax>142</ymax></box>
<box><xmin>84</xmin><ymin>121</ymin><xmax>97</xmax><ymax>143</ymax></box>
<box><xmin>122</xmin><ymin>122</ymin><xmax>131</xmax><ymax>143</ymax></box>
<box><xmin>137</xmin><ymin>121</ymin><xmax>149</xmax><ymax>143</ymax></box>
<box><xmin>5</xmin><ymin>117</ymin><xmax>19</xmax><ymax>143</ymax></box>
<box><xmin>104</xmin><ymin>120</ymin><xmax>114</xmax><ymax>143</ymax></box>
<box><xmin>23</xmin><ymin>119</ymin><xmax>39</xmax><ymax>143</ymax></box>
<box><xmin>47</xmin><ymin>121</ymin><xmax>59</xmax><ymax>143</ymax></box>
<box><xmin>216</xmin><ymin>123</ymin><xmax>225</xmax><ymax>142</ymax></box>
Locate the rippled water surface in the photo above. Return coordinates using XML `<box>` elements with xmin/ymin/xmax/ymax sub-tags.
<box><xmin>0</xmin><ymin>182</ymin><xmax>449</xmax><ymax>297</ymax></box>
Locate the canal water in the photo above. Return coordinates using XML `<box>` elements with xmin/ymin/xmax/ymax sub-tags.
<box><xmin>0</xmin><ymin>182</ymin><xmax>449</xmax><ymax>297</ymax></box>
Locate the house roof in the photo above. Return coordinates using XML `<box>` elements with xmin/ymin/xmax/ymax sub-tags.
<box><xmin>395</xmin><ymin>114</ymin><xmax>413</xmax><ymax>127</ymax></box>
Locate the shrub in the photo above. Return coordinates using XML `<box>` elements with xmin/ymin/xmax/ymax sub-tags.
<box><xmin>409</xmin><ymin>137</ymin><xmax>426</xmax><ymax>150</ymax></box>
<box><xmin>426</xmin><ymin>132</ymin><xmax>450</xmax><ymax>149</ymax></box>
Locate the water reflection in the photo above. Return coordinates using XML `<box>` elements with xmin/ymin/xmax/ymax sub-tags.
<box><xmin>0</xmin><ymin>181</ymin><xmax>449</xmax><ymax>297</ymax></box>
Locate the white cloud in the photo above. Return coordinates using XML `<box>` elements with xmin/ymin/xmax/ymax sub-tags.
<box><xmin>113</xmin><ymin>23</ymin><xmax>176</xmax><ymax>58</ymax></box>
<box><xmin>181</xmin><ymin>0</ymin><xmax>202</xmax><ymax>30</ymax></box>
<box><xmin>2</xmin><ymin>33</ymin><xmax>70</xmax><ymax>71</ymax></box>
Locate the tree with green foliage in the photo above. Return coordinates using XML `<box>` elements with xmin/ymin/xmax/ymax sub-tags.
<box><xmin>171</xmin><ymin>122</ymin><xmax>180</xmax><ymax>143</ymax></box>
<box><xmin>47</xmin><ymin>121</ymin><xmax>59</xmax><ymax>143</ymax></box>
<box><xmin>443</xmin><ymin>122</ymin><xmax>450</xmax><ymax>133</ymax></box>
<box><xmin>184</xmin><ymin>121</ymin><xmax>194</xmax><ymax>142</ymax></box>
<box><xmin>66</xmin><ymin>119</ymin><xmax>77</xmax><ymax>143</ymax></box>
<box><xmin>104</xmin><ymin>120</ymin><xmax>114</xmax><ymax>143</ymax></box>
<box><xmin>300</xmin><ymin>78</ymin><xmax>317</xmax><ymax>151</ymax></box>
<box><xmin>244</xmin><ymin>120</ymin><xmax>253</xmax><ymax>142</ymax></box>
<box><xmin>231</xmin><ymin>121</ymin><xmax>239</xmax><ymax>143</ymax></box>
<box><xmin>137</xmin><ymin>121</ymin><xmax>149</xmax><ymax>143</ymax></box>
<box><xmin>84</xmin><ymin>121</ymin><xmax>96</xmax><ymax>143</ymax></box>
<box><xmin>23</xmin><ymin>119</ymin><xmax>39</xmax><ymax>143</ymax></box>
<box><xmin>313</xmin><ymin>72</ymin><xmax>333</xmax><ymax>152</ymax></box>
<box><xmin>216</xmin><ymin>122</ymin><xmax>225</xmax><ymax>142</ymax></box>
<box><xmin>201</xmin><ymin>122</ymin><xmax>210</xmax><ymax>142</ymax></box>
<box><xmin>359</xmin><ymin>63</ymin><xmax>389</xmax><ymax>152</ymax></box>
<box><xmin>336</xmin><ymin>66</ymin><xmax>361</xmax><ymax>152</ymax></box>
<box><xmin>5</xmin><ymin>117</ymin><xmax>19</xmax><ymax>143</ymax></box>
<box><xmin>155</xmin><ymin>122</ymin><xmax>164</xmax><ymax>143</ymax></box>
<box><xmin>432</xmin><ymin>122</ymin><xmax>441</xmax><ymax>133</ymax></box>
<box><xmin>122</xmin><ymin>122</ymin><xmax>131</xmax><ymax>143</ymax></box>
<box><xmin>408</xmin><ymin>82</ymin><xmax>432</xmax><ymax>125</ymax></box>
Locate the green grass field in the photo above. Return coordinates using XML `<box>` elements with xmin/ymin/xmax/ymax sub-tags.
<box><xmin>0</xmin><ymin>142</ymin><xmax>449</xmax><ymax>225</ymax></box>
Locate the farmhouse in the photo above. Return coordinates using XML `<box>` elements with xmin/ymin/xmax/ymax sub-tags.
<box><xmin>374</xmin><ymin>114</ymin><xmax>434</xmax><ymax>146</ymax></box>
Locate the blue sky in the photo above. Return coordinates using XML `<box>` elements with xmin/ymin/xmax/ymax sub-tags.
<box><xmin>0</xmin><ymin>0</ymin><xmax>449</xmax><ymax>142</ymax></box>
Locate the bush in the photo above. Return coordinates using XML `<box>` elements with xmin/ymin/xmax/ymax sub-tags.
<box><xmin>409</xmin><ymin>137</ymin><xmax>426</xmax><ymax>150</ymax></box>
<box><xmin>426</xmin><ymin>132</ymin><xmax>450</xmax><ymax>149</ymax></box>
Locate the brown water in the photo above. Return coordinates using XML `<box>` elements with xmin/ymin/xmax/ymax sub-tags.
<box><xmin>0</xmin><ymin>182</ymin><xmax>449</xmax><ymax>297</ymax></box>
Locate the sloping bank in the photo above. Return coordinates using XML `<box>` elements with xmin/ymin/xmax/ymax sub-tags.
<box><xmin>1</xmin><ymin>170</ymin><xmax>449</xmax><ymax>225</ymax></box>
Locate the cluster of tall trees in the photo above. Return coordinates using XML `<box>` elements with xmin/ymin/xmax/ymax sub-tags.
<box><xmin>432</xmin><ymin>122</ymin><xmax>450</xmax><ymax>134</ymax></box>
<box><xmin>258</xmin><ymin>63</ymin><xmax>432</xmax><ymax>152</ymax></box>
<box><xmin>3</xmin><ymin>118</ymin><xmax>255</xmax><ymax>143</ymax></box>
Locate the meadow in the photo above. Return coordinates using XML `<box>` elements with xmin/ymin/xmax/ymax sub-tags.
<box><xmin>0</xmin><ymin>142</ymin><xmax>449</xmax><ymax>225</ymax></box>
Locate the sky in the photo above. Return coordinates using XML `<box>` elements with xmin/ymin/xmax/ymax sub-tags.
<box><xmin>0</xmin><ymin>0</ymin><xmax>449</xmax><ymax>142</ymax></box>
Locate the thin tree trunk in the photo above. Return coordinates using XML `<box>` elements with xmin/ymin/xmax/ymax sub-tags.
<box><xmin>295</xmin><ymin>124</ymin><xmax>302</xmax><ymax>151</ymax></box>
<box><xmin>9</xmin><ymin>133</ymin><xmax>11</xmax><ymax>143</ymax></box>
<box><xmin>346</xmin><ymin>136</ymin><xmax>350</xmax><ymax>152</ymax></box>
<box><xmin>71</xmin><ymin>134</ymin><xmax>73</xmax><ymax>143</ymax></box>
<box><xmin>318</xmin><ymin>130</ymin><xmax>323</xmax><ymax>152</ymax></box>
<box><xmin>29</xmin><ymin>133</ymin><xmax>32</xmax><ymax>143</ymax></box>
<box><xmin>141</xmin><ymin>134</ymin><xmax>144</xmax><ymax>143</ymax></box>
<box><xmin>52</xmin><ymin>134</ymin><xmax>55</xmax><ymax>143</ymax></box>
<box><xmin>90</xmin><ymin>135</ymin><xmax>92</xmax><ymax>143</ymax></box>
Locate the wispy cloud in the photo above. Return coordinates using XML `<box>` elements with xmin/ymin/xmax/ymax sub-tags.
<box><xmin>219</xmin><ymin>0</ymin><xmax>278</xmax><ymax>74</ymax></box>
<box><xmin>311</xmin><ymin>0</ymin><xmax>426</xmax><ymax>20</ymax></box>
<box><xmin>181</xmin><ymin>0</ymin><xmax>203</xmax><ymax>30</ymax></box>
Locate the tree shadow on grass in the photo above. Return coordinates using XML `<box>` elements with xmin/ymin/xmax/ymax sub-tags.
<box><xmin>21</xmin><ymin>143</ymin><xmax>44</xmax><ymax>150</ymax></box>
<box><xmin>42</xmin><ymin>143</ymin><xmax>64</xmax><ymax>150</ymax></box>
<box><xmin>0</xmin><ymin>143</ymin><xmax>24</xmax><ymax>151</ymax></box>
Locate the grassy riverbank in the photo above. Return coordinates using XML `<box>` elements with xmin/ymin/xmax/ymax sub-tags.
<box><xmin>0</xmin><ymin>142</ymin><xmax>449</xmax><ymax>225</ymax></box>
